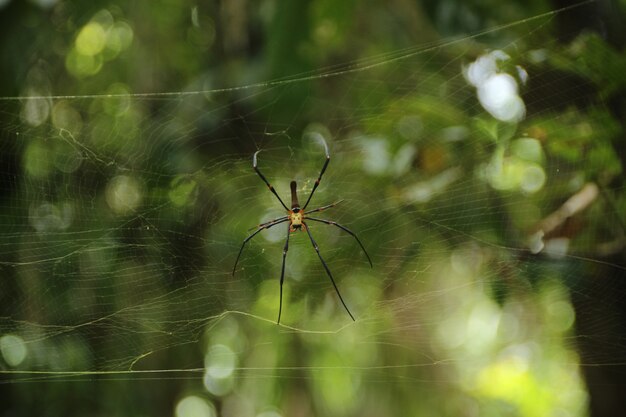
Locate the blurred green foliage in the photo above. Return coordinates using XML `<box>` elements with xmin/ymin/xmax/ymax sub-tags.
<box><xmin>0</xmin><ymin>1</ymin><xmax>625</xmax><ymax>417</ymax></box>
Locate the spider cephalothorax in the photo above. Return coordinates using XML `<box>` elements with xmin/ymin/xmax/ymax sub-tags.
<box><xmin>288</xmin><ymin>210</ymin><xmax>304</xmax><ymax>231</ymax></box>
<box><xmin>232</xmin><ymin>138</ymin><xmax>372</xmax><ymax>324</ymax></box>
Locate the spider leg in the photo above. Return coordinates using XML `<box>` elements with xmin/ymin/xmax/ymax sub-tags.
<box><xmin>232</xmin><ymin>218</ymin><xmax>290</xmax><ymax>276</ymax></box>
<box><xmin>306</xmin><ymin>217</ymin><xmax>372</xmax><ymax>267</ymax></box>
<box><xmin>277</xmin><ymin>224</ymin><xmax>291</xmax><ymax>324</ymax></box>
<box><xmin>303</xmin><ymin>222</ymin><xmax>355</xmax><ymax>321</ymax></box>
<box><xmin>253</xmin><ymin>150</ymin><xmax>289</xmax><ymax>211</ymax></box>
<box><xmin>249</xmin><ymin>215</ymin><xmax>290</xmax><ymax>232</ymax></box>
<box><xmin>304</xmin><ymin>200</ymin><xmax>343</xmax><ymax>215</ymax></box>
<box><xmin>302</xmin><ymin>138</ymin><xmax>330</xmax><ymax>210</ymax></box>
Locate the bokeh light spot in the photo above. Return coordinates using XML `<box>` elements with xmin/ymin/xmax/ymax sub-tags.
<box><xmin>466</xmin><ymin>300</ymin><xmax>501</xmax><ymax>352</ymax></box>
<box><xmin>66</xmin><ymin>48</ymin><xmax>103</xmax><ymax>77</ymax></box>
<box><xmin>202</xmin><ymin>334</ymin><xmax>239</xmax><ymax>397</ymax></box>
<box><xmin>23</xmin><ymin>140</ymin><xmax>53</xmax><ymax>178</ymax></box>
<box><xmin>512</xmin><ymin>138</ymin><xmax>543</xmax><ymax>163</ymax></box>
<box><xmin>103</xmin><ymin>83</ymin><xmax>132</xmax><ymax>116</ymax></box>
<box><xmin>105</xmin><ymin>175</ymin><xmax>143</xmax><ymax>214</ymax></box>
<box><xmin>547</xmin><ymin>300</ymin><xmax>575</xmax><ymax>332</ymax></box>
<box><xmin>76</xmin><ymin>22</ymin><xmax>107</xmax><ymax>56</ymax></box>
<box><xmin>203</xmin><ymin>371</ymin><xmax>234</xmax><ymax>397</ymax></box>
<box><xmin>52</xmin><ymin>101</ymin><xmax>83</xmax><ymax>133</ymax></box>
<box><xmin>465</xmin><ymin>50</ymin><xmax>526</xmax><ymax>123</ymax></box>
<box><xmin>29</xmin><ymin>201</ymin><xmax>74</xmax><ymax>232</ymax></box>
<box><xmin>361</xmin><ymin>137</ymin><xmax>390</xmax><ymax>175</ymax></box>
<box><xmin>169</xmin><ymin>176</ymin><xmax>198</xmax><ymax>207</ymax></box>
<box><xmin>0</xmin><ymin>334</ymin><xmax>28</xmax><ymax>367</ymax></box>
<box><xmin>478</xmin><ymin>74</ymin><xmax>525</xmax><ymax>123</ymax></box>
<box><xmin>520</xmin><ymin>164</ymin><xmax>546</xmax><ymax>193</ymax></box>
<box><xmin>20</xmin><ymin>95</ymin><xmax>50</xmax><ymax>127</ymax></box>
<box><xmin>175</xmin><ymin>396</ymin><xmax>216</xmax><ymax>417</ymax></box>
<box><xmin>205</xmin><ymin>344</ymin><xmax>237</xmax><ymax>379</ymax></box>
<box><xmin>106</xmin><ymin>22</ymin><xmax>134</xmax><ymax>56</ymax></box>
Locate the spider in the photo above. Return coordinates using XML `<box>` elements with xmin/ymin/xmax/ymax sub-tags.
<box><xmin>232</xmin><ymin>138</ymin><xmax>372</xmax><ymax>324</ymax></box>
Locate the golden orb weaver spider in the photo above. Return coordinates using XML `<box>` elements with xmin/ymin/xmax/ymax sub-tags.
<box><xmin>232</xmin><ymin>138</ymin><xmax>372</xmax><ymax>324</ymax></box>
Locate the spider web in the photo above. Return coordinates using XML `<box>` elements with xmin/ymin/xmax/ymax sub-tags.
<box><xmin>0</xmin><ymin>1</ymin><xmax>625</xmax><ymax>416</ymax></box>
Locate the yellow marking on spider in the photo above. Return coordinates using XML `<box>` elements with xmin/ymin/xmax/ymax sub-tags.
<box><xmin>289</xmin><ymin>210</ymin><xmax>304</xmax><ymax>230</ymax></box>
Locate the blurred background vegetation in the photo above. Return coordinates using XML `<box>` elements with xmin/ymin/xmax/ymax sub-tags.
<box><xmin>0</xmin><ymin>0</ymin><xmax>625</xmax><ymax>416</ymax></box>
